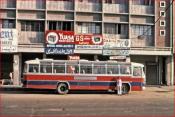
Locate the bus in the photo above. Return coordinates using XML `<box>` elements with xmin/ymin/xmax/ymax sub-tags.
<box><xmin>23</xmin><ymin>59</ymin><xmax>145</xmax><ymax>94</ymax></box>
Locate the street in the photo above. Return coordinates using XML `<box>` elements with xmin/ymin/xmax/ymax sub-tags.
<box><xmin>0</xmin><ymin>86</ymin><xmax>174</xmax><ymax>116</ymax></box>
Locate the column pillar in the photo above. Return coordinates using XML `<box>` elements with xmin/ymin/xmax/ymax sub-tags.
<box><xmin>13</xmin><ymin>53</ymin><xmax>22</xmax><ymax>86</ymax></box>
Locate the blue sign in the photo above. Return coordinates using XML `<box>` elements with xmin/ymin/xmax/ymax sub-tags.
<box><xmin>45</xmin><ymin>44</ymin><xmax>75</xmax><ymax>55</ymax></box>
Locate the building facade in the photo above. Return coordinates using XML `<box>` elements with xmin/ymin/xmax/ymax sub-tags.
<box><xmin>0</xmin><ymin>0</ymin><xmax>174</xmax><ymax>86</ymax></box>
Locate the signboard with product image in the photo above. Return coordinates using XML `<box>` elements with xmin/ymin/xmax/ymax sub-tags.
<box><xmin>0</xmin><ymin>29</ymin><xmax>18</xmax><ymax>53</ymax></box>
<box><xmin>45</xmin><ymin>31</ymin><xmax>75</xmax><ymax>55</ymax></box>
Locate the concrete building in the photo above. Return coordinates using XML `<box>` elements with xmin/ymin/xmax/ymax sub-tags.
<box><xmin>0</xmin><ymin>0</ymin><xmax>174</xmax><ymax>86</ymax></box>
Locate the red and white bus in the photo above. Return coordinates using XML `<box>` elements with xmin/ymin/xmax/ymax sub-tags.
<box><xmin>23</xmin><ymin>59</ymin><xmax>145</xmax><ymax>94</ymax></box>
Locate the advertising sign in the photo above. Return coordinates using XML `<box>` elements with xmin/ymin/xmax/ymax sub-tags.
<box><xmin>102</xmin><ymin>49</ymin><xmax>130</xmax><ymax>56</ymax></box>
<box><xmin>0</xmin><ymin>29</ymin><xmax>18</xmax><ymax>53</ymax></box>
<box><xmin>103</xmin><ymin>39</ymin><xmax>130</xmax><ymax>49</ymax></box>
<box><xmin>45</xmin><ymin>30</ymin><xmax>75</xmax><ymax>55</ymax></box>
<box><xmin>45</xmin><ymin>44</ymin><xmax>75</xmax><ymax>55</ymax></box>
<box><xmin>75</xmin><ymin>35</ymin><xmax>103</xmax><ymax>45</ymax></box>
<box><xmin>46</xmin><ymin>31</ymin><xmax>74</xmax><ymax>44</ymax></box>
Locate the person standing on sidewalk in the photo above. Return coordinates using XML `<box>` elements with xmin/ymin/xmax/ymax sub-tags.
<box><xmin>117</xmin><ymin>78</ymin><xmax>122</xmax><ymax>95</ymax></box>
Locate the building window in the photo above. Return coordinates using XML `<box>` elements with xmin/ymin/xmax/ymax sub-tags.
<box><xmin>160</xmin><ymin>1</ymin><xmax>166</xmax><ymax>7</ymax></box>
<box><xmin>131</xmin><ymin>0</ymin><xmax>154</xmax><ymax>6</ymax></box>
<box><xmin>131</xmin><ymin>25</ymin><xmax>153</xmax><ymax>36</ymax></box>
<box><xmin>160</xmin><ymin>11</ymin><xmax>166</xmax><ymax>17</ymax></box>
<box><xmin>77</xmin><ymin>22</ymin><xmax>101</xmax><ymax>34</ymax></box>
<box><xmin>0</xmin><ymin>19</ymin><xmax>15</xmax><ymax>28</ymax></box>
<box><xmin>20</xmin><ymin>21</ymin><xmax>44</xmax><ymax>32</ymax></box>
<box><xmin>104</xmin><ymin>23</ymin><xmax>128</xmax><ymax>35</ymax></box>
<box><xmin>160</xmin><ymin>20</ymin><xmax>166</xmax><ymax>27</ymax></box>
<box><xmin>47</xmin><ymin>21</ymin><xmax>73</xmax><ymax>31</ymax></box>
<box><xmin>160</xmin><ymin>30</ymin><xmax>165</xmax><ymax>36</ymax></box>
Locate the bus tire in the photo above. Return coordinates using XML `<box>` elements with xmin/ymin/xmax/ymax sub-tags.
<box><xmin>56</xmin><ymin>83</ymin><xmax>69</xmax><ymax>94</ymax></box>
<box><xmin>122</xmin><ymin>83</ymin><xmax>130</xmax><ymax>94</ymax></box>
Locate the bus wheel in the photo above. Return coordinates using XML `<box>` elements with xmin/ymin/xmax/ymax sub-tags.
<box><xmin>57</xmin><ymin>83</ymin><xmax>69</xmax><ymax>94</ymax></box>
<box><xmin>122</xmin><ymin>83</ymin><xmax>130</xmax><ymax>94</ymax></box>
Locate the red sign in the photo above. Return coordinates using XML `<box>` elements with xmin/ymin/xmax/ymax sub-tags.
<box><xmin>75</xmin><ymin>35</ymin><xmax>103</xmax><ymax>45</ymax></box>
<box><xmin>68</xmin><ymin>55</ymin><xmax>80</xmax><ymax>60</ymax></box>
<box><xmin>46</xmin><ymin>31</ymin><xmax>103</xmax><ymax>45</ymax></box>
<box><xmin>46</xmin><ymin>30</ymin><xmax>74</xmax><ymax>44</ymax></box>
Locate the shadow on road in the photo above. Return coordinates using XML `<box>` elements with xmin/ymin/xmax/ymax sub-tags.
<box><xmin>0</xmin><ymin>87</ymin><xmax>116</xmax><ymax>95</ymax></box>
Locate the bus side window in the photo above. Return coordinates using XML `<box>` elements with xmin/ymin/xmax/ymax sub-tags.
<box><xmin>29</xmin><ymin>64</ymin><xmax>39</xmax><ymax>73</ymax></box>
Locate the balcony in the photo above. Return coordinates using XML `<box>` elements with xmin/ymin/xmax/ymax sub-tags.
<box><xmin>47</xmin><ymin>1</ymin><xmax>73</xmax><ymax>11</ymax></box>
<box><xmin>17</xmin><ymin>0</ymin><xmax>45</xmax><ymax>10</ymax></box>
<box><xmin>47</xmin><ymin>12</ymin><xmax>74</xmax><ymax>21</ymax></box>
<box><xmin>103</xmin><ymin>4</ymin><xmax>128</xmax><ymax>14</ymax></box>
<box><xmin>76</xmin><ymin>2</ymin><xmax>102</xmax><ymax>12</ymax></box>
<box><xmin>0</xmin><ymin>10</ymin><xmax>16</xmax><ymax>19</ymax></box>
<box><xmin>76</xmin><ymin>13</ymin><xmax>101</xmax><ymax>22</ymax></box>
<box><xmin>104</xmin><ymin>14</ymin><xmax>128</xmax><ymax>23</ymax></box>
<box><xmin>130</xmin><ymin>5</ymin><xmax>154</xmax><ymax>15</ymax></box>
<box><xmin>18</xmin><ymin>11</ymin><xmax>45</xmax><ymax>20</ymax></box>
<box><xmin>0</xmin><ymin>0</ymin><xmax>16</xmax><ymax>9</ymax></box>
<box><xmin>130</xmin><ymin>16</ymin><xmax>154</xmax><ymax>24</ymax></box>
<box><xmin>18</xmin><ymin>32</ymin><xmax>44</xmax><ymax>44</ymax></box>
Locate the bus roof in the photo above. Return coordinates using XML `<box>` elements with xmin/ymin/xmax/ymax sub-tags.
<box><xmin>25</xmin><ymin>59</ymin><xmax>144</xmax><ymax>67</ymax></box>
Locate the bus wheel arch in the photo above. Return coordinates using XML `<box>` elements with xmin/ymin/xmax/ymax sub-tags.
<box><xmin>56</xmin><ymin>82</ymin><xmax>70</xmax><ymax>94</ymax></box>
<box><xmin>122</xmin><ymin>83</ymin><xmax>131</xmax><ymax>94</ymax></box>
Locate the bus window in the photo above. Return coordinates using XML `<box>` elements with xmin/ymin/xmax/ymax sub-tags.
<box><xmin>93</xmin><ymin>63</ymin><xmax>106</xmax><ymax>74</ymax></box>
<box><xmin>120</xmin><ymin>65</ymin><xmax>131</xmax><ymax>75</ymax></box>
<box><xmin>40</xmin><ymin>62</ymin><xmax>52</xmax><ymax>73</ymax></box>
<box><xmin>133</xmin><ymin>67</ymin><xmax>142</xmax><ymax>76</ymax></box>
<box><xmin>107</xmin><ymin>64</ymin><xmax>119</xmax><ymax>74</ymax></box>
<box><xmin>80</xmin><ymin>63</ymin><xmax>92</xmax><ymax>74</ymax></box>
<box><xmin>67</xmin><ymin>62</ymin><xmax>79</xmax><ymax>74</ymax></box>
<box><xmin>53</xmin><ymin>62</ymin><xmax>65</xmax><ymax>73</ymax></box>
<box><xmin>29</xmin><ymin>64</ymin><xmax>39</xmax><ymax>73</ymax></box>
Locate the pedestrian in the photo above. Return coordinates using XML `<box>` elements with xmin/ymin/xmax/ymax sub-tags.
<box><xmin>117</xmin><ymin>78</ymin><xmax>122</xmax><ymax>95</ymax></box>
<box><xmin>9</xmin><ymin>72</ymin><xmax>13</xmax><ymax>85</ymax></box>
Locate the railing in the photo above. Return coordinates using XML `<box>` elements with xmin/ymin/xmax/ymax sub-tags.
<box><xmin>18</xmin><ymin>32</ymin><xmax>44</xmax><ymax>44</ymax></box>
<box><xmin>130</xmin><ymin>5</ymin><xmax>154</xmax><ymax>15</ymax></box>
<box><xmin>47</xmin><ymin>12</ymin><xmax>74</xmax><ymax>20</ymax></box>
<box><xmin>0</xmin><ymin>11</ymin><xmax>16</xmax><ymax>18</ymax></box>
<box><xmin>47</xmin><ymin>1</ymin><xmax>73</xmax><ymax>11</ymax></box>
<box><xmin>0</xmin><ymin>0</ymin><xmax>16</xmax><ymax>8</ymax></box>
<box><xmin>130</xmin><ymin>17</ymin><xmax>154</xmax><ymax>24</ymax></box>
<box><xmin>18</xmin><ymin>11</ymin><xmax>45</xmax><ymax>19</ymax></box>
<box><xmin>76</xmin><ymin>3</ymin><xmax>102</xmax><ymax>12</ymax></box>
<box><xmin>17</xmin><ymin>0</ymin><xmax>45</xmax><ymax>9</ymax></box>
<box><xmin>103</xmin><ymin>4</ymin><xmax>128</xmax><ymax>13</ymax></box>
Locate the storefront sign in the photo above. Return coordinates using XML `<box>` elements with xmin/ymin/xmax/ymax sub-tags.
<box><xmin>45</xmin><ymin>48</ymin><xmax>74</xmax><ymax>55</ymax></box>
<box><xmin>103</xmin><ymin>39</ymin><xmax>130</xmax><ymax>49</ymax></box>
<box><xmin>68</xmin><ymin>55</ymin><xmax>80</xmax><ymax>60</ymax></box>
<box><xmin>110</xmin><ymin>56</ymin><xmax>126</xmax><ymax>60</ymax></box>
<box><xmin>0</xmin><ymin>29</ymin><xmax>18</xmax><ymax>52</ymax></box>
<box><xmin>75</xmin><ymin>45</ymin><xmax>103</xmax><ymax>50</ymax></box>
<box><xmin>75</xmin><ymin>35</ymin><xmax>103</xmax><ymax>45</ymax></box>
<box><xmin>103</xmin><ymin>49</ymin><xmax>130</xmax><ymax>56</ymax></box>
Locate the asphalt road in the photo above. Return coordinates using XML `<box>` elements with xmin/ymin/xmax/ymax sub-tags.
<box><xmin>0</xmin><ymin>86</ymin><xmax>174</xmax><ymax>116</ymax></box>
